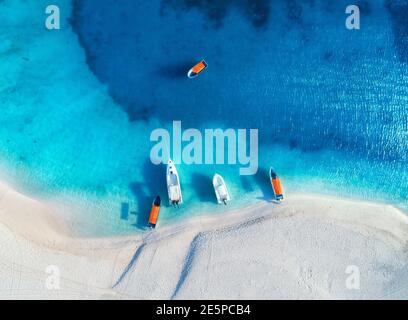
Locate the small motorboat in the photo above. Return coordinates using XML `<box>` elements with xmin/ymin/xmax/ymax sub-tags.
<box><xmin>269</xmin><ymin>167</ymin><xmax>284</xmax><ymax>201</ymax></box>
<box><xmin>167</xmin><ymin>159</ymin><xmax>183</xmax><ymax>207</ymax></box>
<box><xmin>148</xmin><ymin>196</ymin><xmax>161</xmax><ymax>228</ymax></box>
<box><xmin>187</xmin><ymin>60</ymin><xmax>208</xmax><ymax>78</ymax></box>
<box><xmin>213</xmin><ymin>174</ymin><xmax>231</xmax><ymax>205</ymax></box>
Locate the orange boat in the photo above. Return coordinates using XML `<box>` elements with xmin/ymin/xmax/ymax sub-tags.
<box><xmin>187</xmin><ymin>60</ymin><xmax>208</xmax><ymax>78</ymax></box>
<box><xmin>269</xmin><ymin>167</ymin><xmax>284</xmax><ymax>201</ymax></box>
<box><xmin>148</xmin><ymin>196</ymin><xmax>161</xmax><ymax>228</ymax></box>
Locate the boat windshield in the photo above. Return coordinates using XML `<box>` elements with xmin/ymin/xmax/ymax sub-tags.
<box><xmin>169</xmin><ymin>174</ymin><xmax>178</xmax><ymax>186</ymax></box>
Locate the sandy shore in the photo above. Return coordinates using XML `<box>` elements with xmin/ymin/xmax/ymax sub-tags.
<box><xmin>0</xmin><ymin>181</ymin><xmax>407</xmax><ymax>299</ymax></box>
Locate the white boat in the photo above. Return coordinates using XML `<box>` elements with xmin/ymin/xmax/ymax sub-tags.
<box><xmin>166</xmin><ymin>159</ymin><xmax>183</xmax><ymax>207</ymax></box>
<box><xmin>213</xmin><ymin>174</ymin><xmax>231</xmax><ymax>205</ymax></box>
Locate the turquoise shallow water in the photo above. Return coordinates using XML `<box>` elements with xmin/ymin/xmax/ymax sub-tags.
<box><xmin>0</xmin><ymin>0</ymin><xmax>407</xmax><ymax>236</ymax></box>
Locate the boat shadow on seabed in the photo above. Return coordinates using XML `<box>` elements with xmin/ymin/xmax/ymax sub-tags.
<box><xmin>156</xmin><ymin>60</ymin><xmax>198</xmax><ymax>79</ymax></box>
<box><xmin>252</xmin><ymin>167</ymin><xmax>277</xmax><ymax>202</ymax></box>
<box><xmin>191</xmin><ymin>172</ymin><xmax>215</xmax><ymax>204</ymax></box>
<box><xmin>124</xmin><ymin>160</ymin><xmax>168</xmax><ymax>229</ymax></box>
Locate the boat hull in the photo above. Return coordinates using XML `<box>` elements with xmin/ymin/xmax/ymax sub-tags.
<box><xmin>187</xmin><ymin>60</ymin><xmax>207</xmax><ymax>78</ymax></box>
<box><xmin>213</xmin><ymin>174</ymin><xmax>231</xmax><ymax>205</ymax></box>
<box><xmin>269</xmin><ymin>168</ymin><xmax>284</xmax><ymax>201</ymax></box>
<box><xmin>166</xmin><ymin>160</ymin><xmax>183</xmax><ymax>206</ymax></box>
<box><xmin>148</xmin><ymin>196</ymin><xmax>161</xmax><ymax>228</ymax></box>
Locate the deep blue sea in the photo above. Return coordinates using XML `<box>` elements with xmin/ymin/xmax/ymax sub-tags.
<box><xmin>0</xmin><ymin>0</ymin><xmax>407</xmax><ymax>236</ymax></box>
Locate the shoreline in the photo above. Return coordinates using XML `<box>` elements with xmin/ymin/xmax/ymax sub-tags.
<box><xmin>0</xmin><ymin>181</ymin><xmax>407</xmax><ymax>299</ymax></box>
<box><xmin>1</xmin><ymin>179</ymin><xmax>408</xmax><ymax>248</ymax></box>
<box><xmin>2</xmin><ymin>175</ymin><xmax>407</xmax><ymax>242</ymax></box>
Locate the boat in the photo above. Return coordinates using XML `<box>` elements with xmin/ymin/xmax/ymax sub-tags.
<box><xmin>167</xmin><ymin>159</ymin><xmax>183</xmax><ymax>206</ymax></box>
<box><xmin>213</xmin><ymin>173</ymin><xmax>231</xmax><ymax>205</ymax></box>
<box><xmin>148</xmin><ymin>196</ymin><xmax>161</xmax><ymax>228</ymax></box>
<box><xmin>187</xmin><ymin>60</ymin><xmax>208</xmax><ymax>78</ymax></box>
<box><xmin>269</xmin><ymin>167</ymin><xmax>284</xmax><ymax>201</ymax></box>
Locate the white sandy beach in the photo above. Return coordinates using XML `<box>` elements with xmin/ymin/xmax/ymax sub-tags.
<box><xmin>0</xmin><ymin>181</ymin><xmax>407</xmax><ymax>300</ymax></box>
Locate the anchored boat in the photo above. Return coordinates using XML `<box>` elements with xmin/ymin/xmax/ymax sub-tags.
<box><xmin>269</xmin><ymin>167</ymin><xmax>284</xmax><ymax>201</ymax></box>
<box><xmin>148</xmin><ymin>196</ymin><xmax>161</xmax><ymax>228</ymax></box>
<box><xmin>213</xmin><ymin>174</ymin><xmax>231</xmax><ymax>205</ymax></box>
<box><xmin>167</xmin><ymin>159</ymin><xmax>183</xmax><ymax>207</ymax></box>
<box><xmin>187</xmin><ymin>60</ymin><xmax>208</xmax><ymax>78</ymax></box>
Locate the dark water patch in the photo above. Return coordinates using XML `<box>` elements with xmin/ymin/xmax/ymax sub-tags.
<box><xmin>323</xmin><ymin>50</ymin><xmax>334</xmax><ymax>62</ymax></box>
<box><xmin>287</xmin><ymin>0</ymin><xmax>303</xmax><ymax>24</ymax></box>
<box><xmin>289</xmin><ymin>138</ymin><xmax>299</xmax><ymax>149</ymax></box>
<box><xmin>254</xmin><ymin>168</ymin><xmax>273</xmax><ymax>201</ymax></box>
<box><xmin>120</xmin><ymin>202</ymin><xmax>130</xmax><ymax>220</ymax></box>
<box><xmin>191</xmin><ymin>172</ymin><xmax>215</xmax><ymax>203</ymax></box>
<box><xmin>250</xmin><ymin>0</ymin><xmax>270</xmax><ymax>28</ymax></box>
<box><xmin>240</xmin><ymin>175</ymin><xmax>255</xmax><ymax>193</ymax></box>
<box><xmin>356</xmin><ymin>0</ymin><xmax>372</xmax><ymax>14</ymax></box>
<box><xmin>156</xmin><ymin>60</ymin><xmax>198</xmax><ymax>79</ymax></box>
<box><xmin>322</xmin><ymin>0</ymin><xmax>336</xmax><ymax>14</ymax></box>
<box><xmin>71</xmin><ymin>0</ymin><xmax>408</xmax><ymax>164</ymax></box>
<box><xmin>128</xmin><ymin>106</ymin><xmax>153</xmax><ymax>123</ymax></box>
<box><xmin>386</xmin><ymin>0</ymin><xmax>408</xmax><ymax>63</ymax></box>
<box><xmin>161</xmin><ymin>0</ymin><xmax>271</xmax><ymax>29</ymax></box>
<box><xmin>129</xmin><ymin>182</ymin><xmax>151</xmax><ymax>228</ymax></box>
